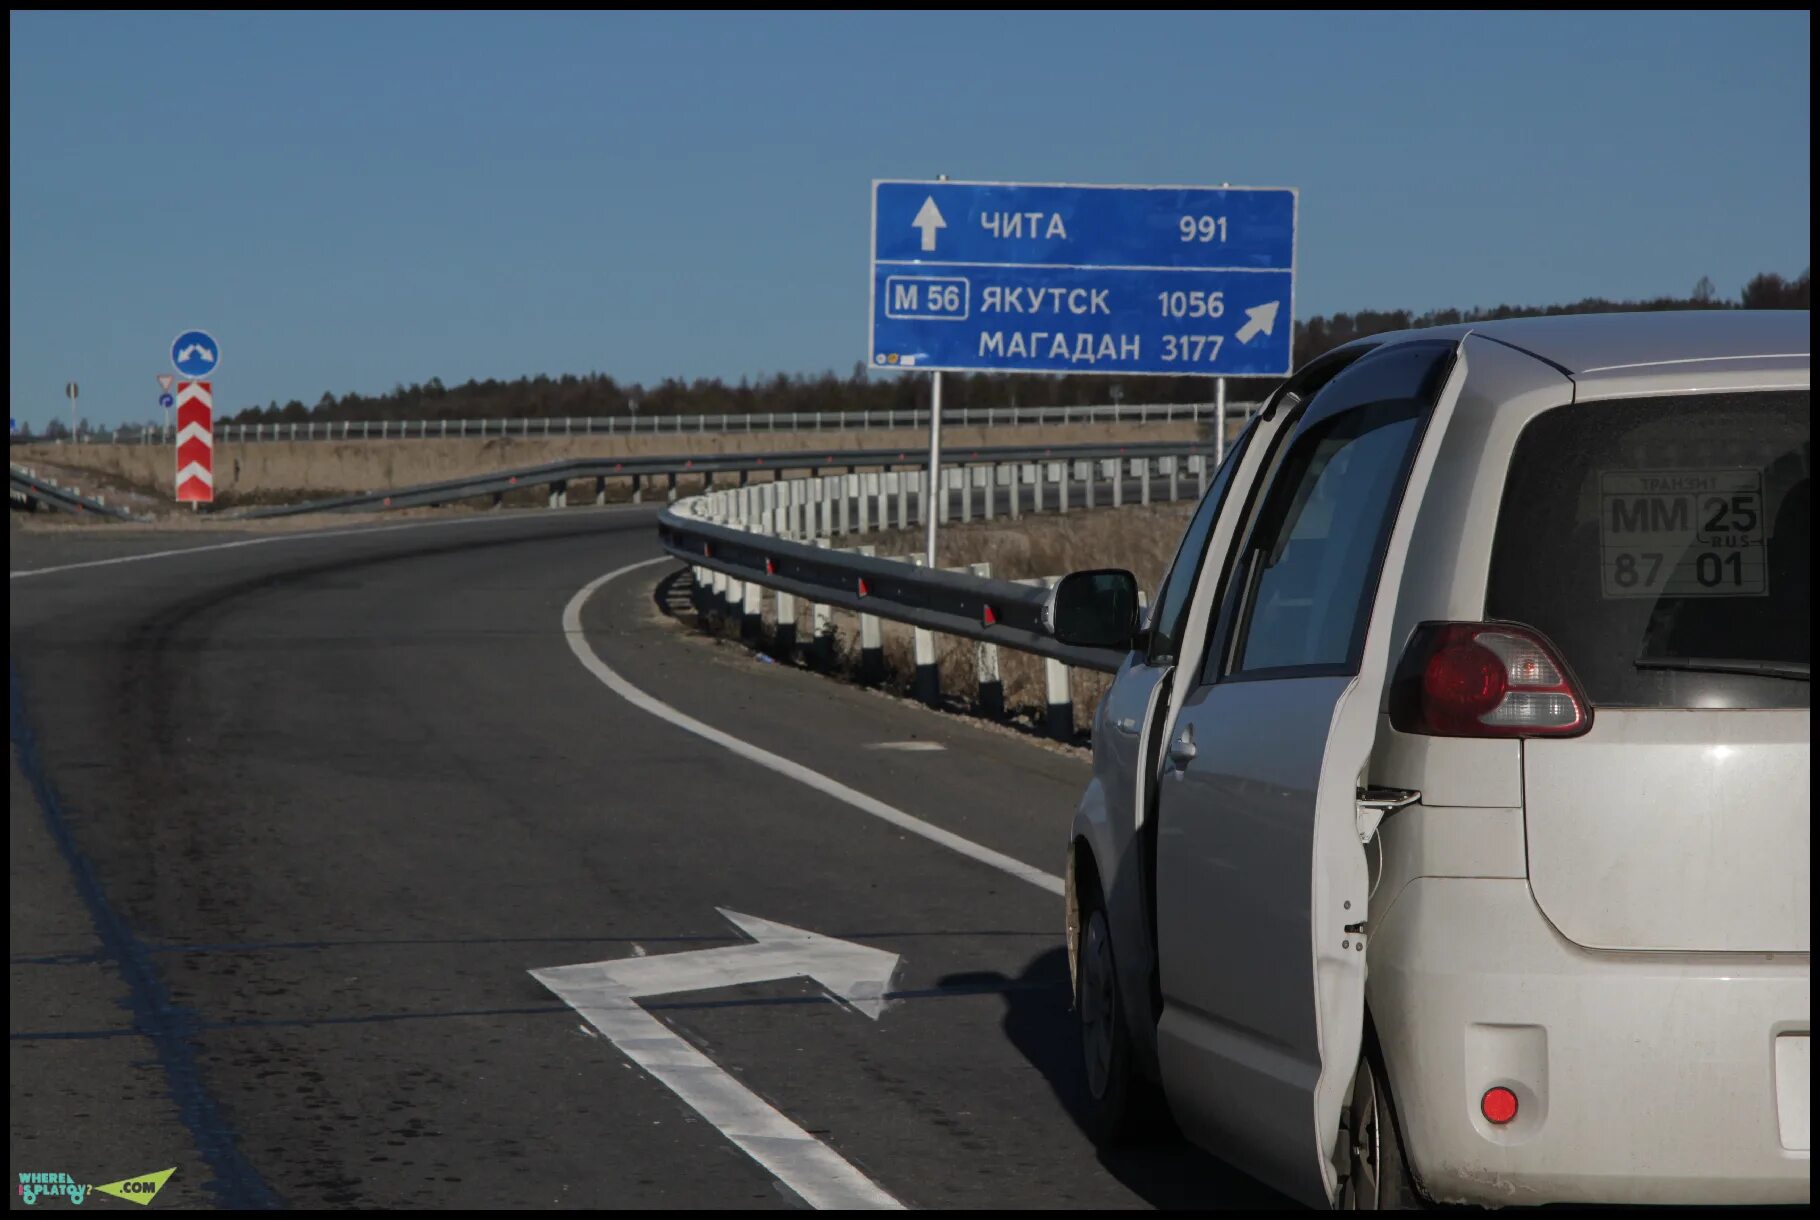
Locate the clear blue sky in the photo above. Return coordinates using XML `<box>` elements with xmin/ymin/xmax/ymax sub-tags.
<box><xmin>9</xmin><ymin>10</ymin><xmax>1810</xmax><ymax>427</ymax></box>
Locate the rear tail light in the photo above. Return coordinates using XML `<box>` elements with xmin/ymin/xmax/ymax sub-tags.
<box><xmin>1391</xmin><ymin>622</ymin><xmax>1591</xmax><ymax>738</ymax></box>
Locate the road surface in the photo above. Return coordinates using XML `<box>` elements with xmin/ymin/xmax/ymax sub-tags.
<box><xmin>10</xmin><ymin>508</ymin><xmax>1289</xmax><ymax>1209</ymax></box>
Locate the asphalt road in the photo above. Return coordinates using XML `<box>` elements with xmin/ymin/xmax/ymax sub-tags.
<box><xmin>10</xmin><ymin>507</ymin><xmax>1290</xmax><ymax>1210</ymax></box>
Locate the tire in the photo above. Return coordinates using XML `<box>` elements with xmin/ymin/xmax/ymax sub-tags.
<box><xmin>1337</xmin><ymin>1032</ymin><xmax>1428</xmax><ymax>1210</ymax></box>
<box><xmin>1075</xmin><ymin>885</ymin><xmax>1163</xmax><ymax>1145</ymax></box>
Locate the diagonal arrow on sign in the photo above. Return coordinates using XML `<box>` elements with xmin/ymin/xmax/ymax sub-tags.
<box><xmin>176</xmin><ymin>421</ymin><xmax>213</xmax><ymax>448</ymax></box>
<box><xmin>532</xmin><ymin>910</ymin><xmax>903</xmax><ymax>1210</ymax></box>
<box><xmin>1234</xmin><ymin>299</ymin><xmax>1280</xmax><ymax>345</ymax></box>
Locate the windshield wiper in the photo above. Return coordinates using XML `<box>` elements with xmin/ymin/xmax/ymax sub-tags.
<box><xmin>1634</xmin><ymin>657</ymin><xmax>1811</xmax><ymax>681</ymax></box>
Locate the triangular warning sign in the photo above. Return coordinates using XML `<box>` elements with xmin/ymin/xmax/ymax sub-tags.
<box><xmin>157</xmin><ymin>374</ymin><xmax>174</xmax><ymax>392</ymax></box>
<box><xmin>92</xmin><ymin>1168</ymin><xmax>176</xmax><ymax>1206</ymax></box>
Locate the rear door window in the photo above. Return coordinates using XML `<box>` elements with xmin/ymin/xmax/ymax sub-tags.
<box><xmin>1487</xmin><ymin>391</ymin><xmax>1810</xmax><ymax>708</ymax></box>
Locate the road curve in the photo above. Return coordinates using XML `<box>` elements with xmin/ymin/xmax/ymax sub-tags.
<box><xmin>10</xmin><ymin>509</ymin><xmax>1288</xmax><ymax>1210</ymax></box>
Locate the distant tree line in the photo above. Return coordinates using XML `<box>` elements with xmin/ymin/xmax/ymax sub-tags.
<box><xmin>224</xmin><ymin>270</ymin><xmax>1809</xmax><ymax>424</ymax></box>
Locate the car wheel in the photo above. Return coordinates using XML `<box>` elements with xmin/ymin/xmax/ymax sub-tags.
<box><xmin>1076</xmin><ymin>887</ymin><xmax>1159</xmax><ymax>1144</ymax></box>
<box><xmin>1338</xmin><ymin>1036</ymin><xmax>1426</xmax><ymax>1209</ymax></box>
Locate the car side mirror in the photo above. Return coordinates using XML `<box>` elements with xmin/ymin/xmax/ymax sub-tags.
<box><xmin>1042</xmin><ymin>569</ymin><xmax>1140</xmax><ymax>650</ymax></box>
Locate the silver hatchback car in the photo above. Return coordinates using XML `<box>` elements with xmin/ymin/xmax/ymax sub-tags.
<box><xmin>1052</xmin><ymin>310</ymin><xmax>1810</xmax><ymax>1207</ymax></box>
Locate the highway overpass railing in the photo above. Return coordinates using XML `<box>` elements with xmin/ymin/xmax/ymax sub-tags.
<box><xmin>12</xmin><ymin>399</ymin><xmax>1258</xmax><ymax>447</ymax></box>
<box><xmin>228</xmin><ymin>440</ymin><xmax>1219</xmax><ymax>521</ymax></box>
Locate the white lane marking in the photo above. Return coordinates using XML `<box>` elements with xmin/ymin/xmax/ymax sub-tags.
<box><xmin>563</xmin><ymin>559</ymin><xmax>1065</xmax><ymax>897</ymax></box>
<box><xmin>533</xmin><ymin>910</ymin><xmax>904</xmax><ymax>1210</ymax></box>
<box><xmin>9</xmin><ymin>505</ymin><xmax>644</xmax><ymax>580</ymax></box>
<box><xmin>864</xmin><ymin>741</ymin><xmax>946</xmax><ymax>752</ymax></box>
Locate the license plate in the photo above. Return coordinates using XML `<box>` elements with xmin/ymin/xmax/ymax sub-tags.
<box><xmin>1599</xmin><ymin>469</ymin><xmax>1769</xmax><ymax>598</ymax></box>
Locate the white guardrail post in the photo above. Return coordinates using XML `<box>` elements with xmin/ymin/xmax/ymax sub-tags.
<box><xmin>774</xmin><ymin>572</ymin><xmax>797</xmax><ymax>660</ymax></box>
<box><xmin>810</xmin><ymin>538</ymin><xmax>836</xmax><ymax>668</ymax></box>
<box><xmin>968</xmin><ymin>562</ymin><xmax>1003</xmax><ymax>717</ymax></box>
<box><xmin>855</xmin><ymin>544</ymin><xmax>882</xmax><ymax>683</ymax></box>
<box><xmin>1015</xmin><ymin>575</ymin><xmax>1073</xmax><ymax>740</ymax></box>
<box><xmin>908</xmin><ymin>553</ymin><xmax>939</xmax><ymax>706</ymax></box>
<box><xmin>741</xmin><ymin>522</ymin><xmax>765</xmax><ymax>639</ymax></box>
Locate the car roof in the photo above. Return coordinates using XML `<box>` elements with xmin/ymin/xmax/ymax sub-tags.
<box><xmin>1346</xmin><ymin>309</ymin><xmax>1809</xmax><ymax>376</ymax></box>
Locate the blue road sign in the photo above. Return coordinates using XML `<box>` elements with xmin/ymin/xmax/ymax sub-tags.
<box><xmin>870</xmin><ymin>180</ymin><xmax>1295</xmax><ymax>377</ymax></box>
<box><xmin>171</xmin><ymin>329</ymin><xmax>220</xmax><ymax>378</ymax></box>
<box><xmin>159</xmin><ymin>393</ymin><xmax>175</xmax><ymax>409</ymax></box>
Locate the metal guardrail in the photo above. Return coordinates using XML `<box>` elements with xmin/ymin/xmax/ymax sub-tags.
<box><xmin>9</xmin><ymin>465</ymin><xmax>146</xmax><ymax>521</ymax></box>
<box><xmin>12</xmin><ymin>400</ymin><xmax>1259</xmax><ymax>447</ymax></box>
<box><xmin>228</xmin><ymin>440</ymin><xmax>1219</xmax><ymax>520</ymax></box>
<box><xmin>655</xmin><ymin>447</ymin><xmax>1218</xmax><ymax>737</ymax></box>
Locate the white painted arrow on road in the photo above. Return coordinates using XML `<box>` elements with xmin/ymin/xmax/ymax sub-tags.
<box><xmin>531</xmin><ymin>909</ymin><xmax>903</xmax><ymax>1209</ymax></box>
<box><xmin>1235</xmin><ymin>299</ymin><xmax>1280</xmax><ymax>345</ymax></box>
<box><xmin>911</xmin><ymin>196</ymin><xmax>946</xmax><ymax>252</ymax></box>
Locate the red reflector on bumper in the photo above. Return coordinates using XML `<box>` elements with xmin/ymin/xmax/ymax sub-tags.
<box><xmin>1481</xmin><ymin>1086</ymin><xmax>1518</xmax><ymax>1125</ymax></box>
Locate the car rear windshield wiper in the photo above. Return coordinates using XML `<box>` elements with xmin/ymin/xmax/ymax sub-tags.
<box><xmin>1634</xmin><ymin>657</ymin><xmax>1811</xmax><ymax>681</ymax></box>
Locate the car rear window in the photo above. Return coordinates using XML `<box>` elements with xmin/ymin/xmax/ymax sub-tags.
<box><xmin>1487</xmin><ymin>390</ymin><xmax>1810</xmax><ymax>709</ymax></box>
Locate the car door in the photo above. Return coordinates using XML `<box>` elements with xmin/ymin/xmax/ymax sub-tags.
<box><xmin>1151</xmin><ymin>338</ymin><xmax>1468</xmax><ymax>1207</ymax></box>
<box><xmin>1087</xmin><ymin>417</ymin><xmax>1264</xmax><ymax>1051</ymax></box>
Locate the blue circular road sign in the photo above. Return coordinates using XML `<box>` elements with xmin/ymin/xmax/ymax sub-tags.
<box><xmin>171</xmin><ymin>329</ymin><xmax>220</xmax><ymax>378</ymax></box>
<box><xmin>158</xmin><ymin>393</ymin><xmax>175</xmax><ymax>408</ymax></box>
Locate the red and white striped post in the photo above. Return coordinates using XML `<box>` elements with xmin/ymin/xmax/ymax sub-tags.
<box><xmin>175</xmin><ymin>381</ymin><xmax>214</xmax><ymax>503</ymax></box>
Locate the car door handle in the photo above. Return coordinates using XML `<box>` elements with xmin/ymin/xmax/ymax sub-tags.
<box><xmin>1166</xmin><ymin>725</ymin><xmax>1197</xmax><ymax>767</ymax></box>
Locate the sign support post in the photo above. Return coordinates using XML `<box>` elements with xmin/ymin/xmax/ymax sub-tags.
<box><xmin>921</xmin><ymin>173</ymin><xmax>951</xmax><ymax>570</ymax></box>
<box><xmin>1215</xmin><ymin>376</ymin><xmax>1227</xmax><ymax>466</ymax></box>
<box><xmin>924</xmin><ymin>370</ymin><xmax>942</xmax><ymax>567</ymax></box>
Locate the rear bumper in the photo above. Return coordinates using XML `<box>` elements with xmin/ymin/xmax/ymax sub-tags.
<box><xmin>1369</xmin><ymin>877</ymin><xmax>1810</xmax><ymax>1207</ymax></box>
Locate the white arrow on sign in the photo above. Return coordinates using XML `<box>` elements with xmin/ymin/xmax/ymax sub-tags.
<box><xmin>911</xmin><ymin>196</ymin><xmax>946</xmax><ymax>253</ymax></box>
<box><xmin>531</xmin><ymin>909</ymin><xmax>903</xmax><ymax>1210</ymax></box>
<box><xmin>1234</xmin><ymin>300</ymin><xmax>1280</xmax><ymax>345</ymax></box>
